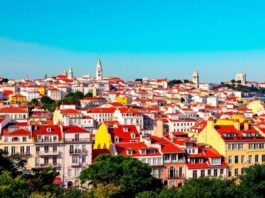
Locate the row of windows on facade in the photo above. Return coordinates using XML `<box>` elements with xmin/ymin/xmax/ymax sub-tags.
<box><xmin>173</xmin><ymin>122</ymin><xmax>195</xmax><ymax>127</ymax></box>
<box><xmin>35</xmin><ymin>155</ymin><xmax>86</xmax><ymax>166</ymax></box>
<box><xmin>192</xmin><ymin>168</ymin><xmax>224</xmax><ymax>178</ymax></box>
<box><xmin>228</xmin><ymin>143</ymin><xmax>265</xmax><ymax>150</ymax></box>
<box><xmin>228</xmin><ymin>154</ymin><xmax>265</xmax><ymax>164</ymax></box>
<box><xmin>228</xmin><ymin>168</ymin><xmax>246</xmax><ymax>177</ymax></box>
<box><xmin>3</xmin><ymin>144</ymin><xmax>87</xmax><ymax>155</ymax></box>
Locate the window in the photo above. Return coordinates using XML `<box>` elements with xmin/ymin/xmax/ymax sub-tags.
<box><xmin>75</xmin><ymin>134</ymin><xmax>80</xmax><ymax>141</ymax></box>
<box><xmin>44</xmin><ymin>157</ymin><xmax>49</xmax><ymax>165</ymax></box>
<box><xmin>255</xmin><ymin>155</ymin><xmax>259</xmax><ymax>163</ymax></box>
<box><xmin>53</xmin><ymin>157</ymin><xmax>57</xmax><ymax>166</ymax></box>
<box><xmin>53</xmin><ymin>146</ymin><xmax>57</xmax><ymax>152</ymax></box>
<box><xmin>70</xmin><ymin>145</ymin><xmax>74</xmax><ymax>153</ymax></box>
<box><xmin>164</xmin><ymin>154</ymin><xmax>170</xmax><ymax>161</ymax></box>
<box><xmin>214</xmin><ymin>169</ymin><xmax>218</xmax><ymax>177</ymax></box>
<box><xmin>11</xmin><ymin>146</ymin><xmax>15</xmax><ymax>155</ymax></box>
<box><xmin>220</xmin><ymin>169</ymin><xmax>224</xmax><ymax>175</ymax></box>
<box><xmin>248</xmin><ymin>155</ymin><xmax>252</xmax><ymax>163</ymax></box>
<box><xmin>168</xmin><ymin>166</ymin><xmax>176</xmax><ymax>178</ymax></box>
<box><xmin>36</xmin><ymin>147</ymin><xmax>40</xmax><ymax>152</ymax></box>
<box><xmin>262</xmin><ymin>155</ymin><xmax>265</xmax><ymax>163</ymax></box>
<box><xmin>26</xmin><ymin>146</ymin><xmax>30</xmax><ymax>154</ymax></box>
<box><xmin>241</xmin><ymin>168</ymin><xmax>245</xmax><ymax>175</ymax></box>
<box><xmin>72</xmin><ymin>156</ymin><xmax>78</xmax><ymax>164</ymax></box>
<box><xmin>179</xmin><ymin>166</ymin><xmax>183</xmax><ymax>177</ymax></box>
<box><xmin>44</xmin><ymin>146</ymin><xmax>49</xmax><ymax>153</ymax></box>
<box><xmin>22</xmin><ymin>137</ymin><xmax>27</xmax><ymax>142</ymax></box>
<box><xmin>234</xmin><ymin>156</ymin><xmax>239</xmax><ymax>164</ymax></box>
<box><xmin>20</xmin><ymin>146</ymin><xmax>25</xmax><ymax>155</ymax></box>
<box><xmin>201</xmin><ymin>170</ymin><xmax>205</xmax><ymax>177</ymax></box>
<box><xmin>12</xmin><ymin>137</ymin><xmax>19</xmax><ymax>142</ymax></box>
<box><xmin>241</xmin><ymin>156</ymin><xmax>245</xmax><ymax>164</ymax></box>
<box><xmin>82</xmin><ymin>155</ymin><xmax>86</xmax><ymax>163</ymax></box>
<box><xmin>172</xmin><ymin>154</ymin><xmax>177</xmax><ymax>161</ymax></box>
<box><xmin>228</xmin><ymin>156</ymin><xmax>232</xmax><ymax>164</ymax></box>
<box><xmin>208</xmin><ymin>169</ymin><xmax>211</xmax><ymax>176</ymax></box>
<box><xmin>228</xmin><ymin>169</ymin><xmax>232</xmax><ymax>177</ymax></box>
<box><xmin>193</xmin><ymin>170</ymin><xmax>197</xmax><ymax>178</ymax></box>
<box><xmin>4</xmin><ymin>147</ymin><xmax>8</xmax><ymax>153</ymax></box>
<box><xmin>235</xmin><ymin>169</ymin><xmax>239</xmax><ymax>177</ymax></box>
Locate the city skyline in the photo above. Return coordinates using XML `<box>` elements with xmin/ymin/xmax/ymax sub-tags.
<box><xmin>1</xmin><ymin>0</ymin><xmax>265</xmax><ymax>81</ymax></box>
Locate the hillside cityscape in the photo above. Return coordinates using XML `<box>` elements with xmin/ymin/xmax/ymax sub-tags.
<box><xmin>0</xmin><ymin>59</ymin><xmax>265</xmax><ymax>197</ymax></box>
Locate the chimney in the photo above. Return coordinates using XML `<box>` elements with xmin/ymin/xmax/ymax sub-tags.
<box><xmin>244</xmin><ymin>120</ymin><xmax>250</xmax><ymax>131</ymax></box>
<box><xmin>154</xmin><ymin>119</ymin><xmax>164</xmax><ymax>138</ymax></box>
<box><xmin>234</xmin><ymin>119</ymin><xmax>241</xmax><ymax>131</ymax></box>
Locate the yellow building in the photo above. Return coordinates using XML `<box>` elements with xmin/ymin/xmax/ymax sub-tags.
<box><xmin>38</xmin><ymin>86</ymin><xmax>46</xmax><ymax>95</ymax></box>
<box><xmin>0</xmin><ymin>128</ymin><xmax>35</xmax><ymax>169</ymax></box>
<box><xmin>116</xmin><ymin>95</ymin><xmax>132</xmax><ymax>105</ymax></box>
<box><xmin>247</xmin><ymin>100</ymin><xmax>264</xmax><ymax>114</ymax></box>
<box><xmin>8</xmin><ymin>93</ymin><xmax>27</xmax><ymax>104</ymax></box>
<box><xmin>93</xmin><ymin>123</ymin><xmax>112</xmax><ymax>149</ymax></box>
<box><xmin>198</xmin><ymin>118</ymin><xmax>265</xmax><ymax>177</ymax></box>
<box><xmin>215</xmin><ymin>115</ymin><xmax>246</xmax><ymax>126</ymax></box>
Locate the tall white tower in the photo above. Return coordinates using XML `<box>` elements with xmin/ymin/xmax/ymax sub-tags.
<box><xmin>96</xmin><ymin>58</ymin><xmax>103</xmax><ymax>80</ymax></box>
<box><xmin>192</xmin><ymin>70</ymin><xmax>199</xmax><ymax>89</ymax></box>
<box><xmin>68</xmin><ymin>66</ymin><xmax>73</xmax><ymax>79</ymax></box>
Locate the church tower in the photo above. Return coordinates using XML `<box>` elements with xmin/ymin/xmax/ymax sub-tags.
<box><xmin>68</xmin><ymin>66</ymin><xmax>73</xmax><ymax>79</ymax></box>
<box><xmin>192</xmin><ymin>70</ymin><xmax>199</xmax><ymax>89</ymax></box>
<box><xmin>96</xmin><ymin>58</ymin><xmax>103</xmax><ymax>80</ymax></box>
<box><xmin>63</xmin><ymin>68</ymin><xmax>68</xmax><ymax>77</ymax></box>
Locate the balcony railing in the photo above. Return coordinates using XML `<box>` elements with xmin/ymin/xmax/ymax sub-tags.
<box><xmin>65</xmin><ymin>138</ymin><xmax>91</xmax><ymax>143</ymax></box>
<box><xmin>35</xmin><ymin>163</ymin><xmax>61</xmax><ymax>168</ymax></box>
<box><xmin>69</xmin><ymin>149</ymin><xmax>87</xmax><ymax>155</ymax></box>
<box><xmin>36</xmin><ymin>151</ymin><xmax>60</xmax><ymax>156</ymax></box>
<box><xmin>71</xmin><ymin>161</ymin><xmax>80</xmax><ymax>167</ymax></box>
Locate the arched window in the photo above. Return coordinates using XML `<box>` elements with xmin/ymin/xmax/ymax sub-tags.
<box><xmin>168</xmin><ymin>166</ymin><xmax>176</xmax><ymax>178</ymax></box>
<box><xmin>179</xmin><ymin>166</ymin><xmax>183</xmax><ymax>177</ymax></box>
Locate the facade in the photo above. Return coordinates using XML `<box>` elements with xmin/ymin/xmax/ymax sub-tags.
<box><xmin>0</xmin><ymin>121</ymin><xmax>92</xmax><ymax>188</ymax></box>
<box><xmin>197</xmin><ymin>118</ymin><xmax>265</xmax><ymax>177</ymax></box>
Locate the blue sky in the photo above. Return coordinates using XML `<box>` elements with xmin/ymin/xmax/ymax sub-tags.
<box><xmin>0</xmin><ymin>0</ymin><xmax>265</xmax><ymax>82</ymax></box>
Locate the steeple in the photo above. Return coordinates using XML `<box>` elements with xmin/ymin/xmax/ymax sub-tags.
<box><xmin>96</xmin><ymin>58</ymin><xmax>103</xmax><ymax>80</ymax></box>
<box><xmin>63</xmin><ymin>68</ymin><xmax>68</xmax><ymax>76</ymax></box>
<box><xmin>68</xmin><ymin>66</ymin><xmax>73</xmax><ymax>79</ymax></box>
<box><xmin>192</xmin><ymin>69</ymin><xmax>199</xmax><ymax>89</ymax></box>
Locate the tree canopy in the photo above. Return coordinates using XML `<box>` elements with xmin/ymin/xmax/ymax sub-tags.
<box><xmin>80</xmin><ymin>154</ymin><xmax>162</xmax><ymax>197</ymax></box>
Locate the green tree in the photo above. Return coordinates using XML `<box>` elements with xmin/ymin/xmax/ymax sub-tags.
<box><xmin>168</xmin><ymin>80</ymin><xmax>183</xmax><ymax>87</ymax></box>
<box><xmin>0</xmin><ymin>149</ymin><xmax>26</xmax><ymax>177</ymax></box>
<box><xmin>41</xmin><ymin>96</ymin><xmax>55</xmax><ymax>105</ymax></box>
<box><xmin>84</xmin><ymin>92</ymin><xmax>93</xmax><ymax>98</ymax></box>
<box><xmin>136</xmin><ymin>191</ymin><xmax>159</xmax><ymax>198</ymax></box>
<box><xmin>31</xmin><ymin>98</ymin><xmax>40</xmax><ymax>106</ymax></box>
<box><xmin>178</xmin><ymin>177</ymin><xmax>239</xmax><ymax>198</ymax></box>
<box><xmin>80</xmin><ymin>154</ymin><xmax>162</xmax><ymax>197</ymax></box>
<box><xmin>183</xmin><ymin>79</ymin><xmax>190</xmax><ymax>83</ymax></box>
<box><xmin>0</xmin><ymin>171</ymin><xmax>29</xmax><ymax>198</ymax></box>
<box><xmin>90</xmin><ymin>183</ymin><xmax>123</xmax><ymax>198</ymax></box>
<box><xmin>24</xmin><ymin>168</ymin><xmax>59</xmax><ymax>194</ymax></box>
<box><xmin>135</xmin><ymin>79</ymin><xmax>143</xmax><ymax>83</ymax></box>
<box><xmin>239</xmin><ymin>164</ymin><xmax>265</xmax><ymax>198</ymax></box>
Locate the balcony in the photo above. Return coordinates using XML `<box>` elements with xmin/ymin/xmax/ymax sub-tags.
<box><xmin>35</xmin><ymin>163</ymin><xmax>61</xmax><ymax>168</ymax></box>
<box><xmin>69</xmin><ymin>149</ymin><xmax>87</xmax><ymax>155</ymax></box>
<box><xmin>37</xmin><ymin>151</ymin><xmax>60</xmax><ymax>156</ymax></box>
<box><xmin>35</xmin><ymin>139</ymin><xmax>60</xmax><ymax>144</ymax></box>
<box><xmin>71</xmin><ymin>161</ymin><xmax>80</xmax><ymax>167</ymax></box>
<box><xmin>20</xmin><ymin>152</ymin><xmax>31</xmax><ymax>157</ymax></box>
<box><xmin>65</xmin><ymin>138</ymin><xmax>91</xmax><ymax>143</ymax></box>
